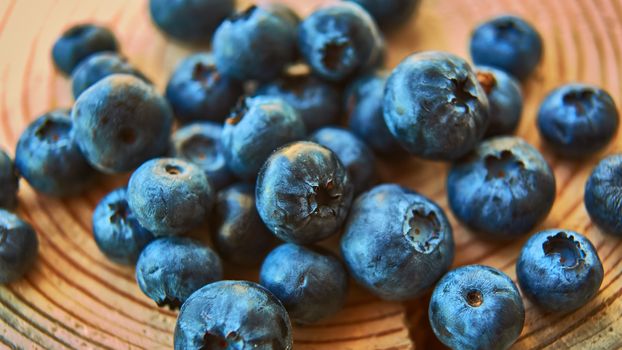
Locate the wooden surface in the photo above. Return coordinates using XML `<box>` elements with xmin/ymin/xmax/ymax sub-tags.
<box><xmin>0</xmin><ymin>0</ymin><xmax>621</xmax><ymax>349</ymax></box>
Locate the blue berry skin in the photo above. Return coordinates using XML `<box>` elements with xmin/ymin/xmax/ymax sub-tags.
<box><xmin>174</xmin><ymin>280</ymin><xmax>293</xmax><ymax>350</ymax></box>
<box><xmin>256</xmin><ymin>141</ymin><xmax>354</xmax><ymax>244</ymax></box>
<box><xmin>537</xmin><ymin>84</ymin><xmax>619</xmax><ymax>158</ymax></box>
<box><xmin>15</xmin><ymin>109</ymin><xmax>96</xmax><ymax>196</ymax></box>
<box><xmin>213</xmin><ymin>5</ymin><xmax>298</xmax><ymax>82</ymax></box>
<box><xmin>345</xmin><ymin>72</ymin><xmax>403</xmax><ymax>155</ymax></box>
<box><xmin>166</xmin><ymin>53</ymin><xmax>243</xmax><ymax>124</ymax></box>
<box><xmin>585</xmin><ymin>154</ymin><xmax>622</xmax><ymax>236</ymax></box>
<box><xmin>52</xmin><ymin>24</ymin><xmax>118</xmax><ymax>75</ymax></box>
<box><xmin>211</xmin><ymin>183</ymin><xmax>277</xmax><ymax>266</ymax></box>
<box><xmin>346</xmin><ymin>0</ymin><xmax>420</xmax><ymax>30</ymax></box>
<box><xmin>92</xmin><ymin>187</ymin><xmax>154</xmax><ymax>265</ymax></box>
<box><xmin>0</xmin><ymin>210</ymin><xmax>38</xmax><ymax>284</ymax></box>
<box><xmin>221</xmin><ymin>96</ymin><xmax>306</xmax><ymax>180</ymax></box>
<box><xmin>260</xmin><ymin>243</ymin><xmax>348</xmax><ymax>324</ymax></box>
<box><xmin>448</xmin><ymin>136</ymin><xmax>555</xmax><ymax>240</ymax></box>
<box><xmin>149</xmin><ymin>0</ymin><xmax>234</xmax><ymax>44</ymax></box>
<box><xmin>128</xmin><ymin>158</ymin><xmax>214</xmax><ymax>236</ymax></box>
<box><xmin>71</xmin><ymin>52</ymin><xmax>150</xmax><ymax>99</ymax></box>
<box><xmin>517</xmin><ymin>229</ymin><xmax>603</xmax><ymax>314</ymax></box>
<box><xmin>429</xmin><ymin>265</ymin><xmax>525</xmax><ymax>350</ymax></box>
<box><xmin>341</xmin><ymin>184</ymin><xmax>454</xmax><ymax>301</ymax></box>
<box><xmin>470</xmin><ymin>15</ymin><xmax>543</xmax><ymax>80</ymax></box>
<box><xmin>309</xmin><ymin>127</ymin><xmax>377</xmax><ymax>195</ymax></box>
<box><xmin>476</xmin><ymin>66</ymin><xmax>523</xmax><ymax>137</ymax></box>
<box><xmin>136</xmin><ymin>237</ymin><xmax>223</xmax><ymax>309</ymax></box>
<box><xmin>256</xmin><ymin>70</ymin><xmax>341</xmax><ymax>132</ymax></box>
<box><xmin>72</xmin><ymin>74</ymin><xmax>173</xmax><ymax>174</ymax></box>
<box><xmin>0</xmin><ymin>150</ymin><xmax>19</xmax><ymax>210</ymax></box>
<box><xmin>383</xmin><ymin>51</ymin><xmax>489</xmax><ymax>160</ymax></box>
<box><xmin>170</xmin><ymin>122</ymin><xmax>234</xmax><ymax>192</ymax></box>
<box><xmin>298</xmin><ymin>3</ymin><xmax>382</xmax><ymax>82</ymax></box>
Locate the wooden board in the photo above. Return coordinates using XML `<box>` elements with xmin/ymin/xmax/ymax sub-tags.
<box><xmin>0</xmin><ymin>0</ymin><xmax>621</xmax><ymax>349</ymax></box>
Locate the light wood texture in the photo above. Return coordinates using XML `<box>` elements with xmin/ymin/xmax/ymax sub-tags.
<box><xmin>0</xmin><ymin>0</ymin><xmax>621</xmax><ymax>349</ymax></box>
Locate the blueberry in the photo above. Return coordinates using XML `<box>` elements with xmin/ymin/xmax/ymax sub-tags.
<box><xmin>0</xmin><ymin>149</ymin><xmax>19</xmax><ymax>210</ymax></box>
<box><xmin>429</xmin><ymin>265</ymin><xmax>525</xmax><ymax>350</ymax></box>
<box><xmin>52</xmin><ymin>24</ymin><xmax>118</xmax><ymax>76</ymax></box>
<box><xmin>221</xmin><ymin>96</ymin><xmax>306</xmax><ymax>180</ymax></box>
<box><xmin>517</xmin><ymin>229</ymin><xmax>603</xmax><ymax>313</ymax></box>
<box><xmin>92</xmin><ymin>187</ymin><xmax>154</xmax><ymax>265</ymax></box>
<box><xmin>15</xmin><ymin>109</ymin><xmax>96</xmax><ymax>196</ymax></box>
<box><xmin>255</xmin><ymin>67</ymin><xmax>341</xmax><ymax>131</ymax></box>
<box><xmin>470</xmin><ymin>15</ymin><xmax>542</xmax><ymax>80</ymax></box>
<box><xmin>136</xmin><ymin>237</ymin><xmax>222</xmax><ymax>309</ymax></box>
<box><xmin>341</xmin><ymin>184</ymin><xmax>454</xmax><ymax>300</ymax></box>
<box><xmin>72</xmin><ymin>74</ymin><xmax>173</xmax><ymax>173</ymax></box>
<box><xmin>128</xmin><ymin>158</ymin><xmax>214</xmax><ymax>236</ymax></box>
<box><xmin>260</xmin><ymin>243</ymin><xmax>348</xmax><ymax>324</ymax></box>
<box><xmin>298</xmin><ymin>3</ymin><xmax>382</xmax><ymax>82</ymax></box>
<box><xmin>345</xmin><ymin>0</ymin><xmax>420</xmax><ymax>30</ymax></box>
<box><xmin>170</xmin><ymin>122</ymin><xmax>234</xmax><ymax>191</ymax></box>
<box><xmin>585</xmin><ymin>154</ymin><xmax>622</xmax><ymax>236</ymax></box>
<box><xmin>71</xmin><ymin>52</ymin><xmax>150</xmax><ymax>99</ymax></box>
<box><xmin>309</xmin><ymin>127</ymin><xmax>377</xmax><ymax>195</ymax></box>
<box><xmin>213</xmin><ymin>5</ymin><xmax>298</xmax><ymax>82</ymax></box>
<box><xmin>476</xmin><ymin>66</ymin><xmax>523</xmax><ymax>137</ymax></box>
<box><xmin>174</xmin><ymin>280</ymin><xmax>292</xmax><ymax>350</ymax></box>
<box><xmin>537</xmin><ymin>84</ymin><xmax>619</xmax><ymax>158</ymax></box>
<box><xmin>166</xmin><ymin>53</ymin><xmax>243</xmax><ymax>124</ymax></box>
<box><xmin>149</xmin><ymin>0</ymin><xmax>234</xmax><ymax>44</ymax></box>
<box><xmin>344</xmin><ymin>71</ymin><xmax>403</xmax><ymax>155</ymax></box>
<box><xmin>257</xmin><ymin>141</ymin><xmax>353</xmax><ymax>244</ymax></box>
<box><xmin>447</xmin><ymin>136</ymin><xmax>555</xmax><ymax>240</ymax></box>
<box><xmin>383</xmin><ymin>51</ymin><xmax>489</xmax><ymax>160</ymax></box>
<box><xmin>211</xmin><ymin>183</ymin><xmax>277</xmax><ymax>266</ymax></box>
<box><xmin>0</xmin><ymin>209</ymin><xmax>38</xmax><ymax>284</ymax></box>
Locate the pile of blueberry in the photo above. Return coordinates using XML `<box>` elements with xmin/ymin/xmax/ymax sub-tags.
<box><xmin>1</xmin><ymin>0</ymin><xmax>620</xmax><ymax>349</ymax></box>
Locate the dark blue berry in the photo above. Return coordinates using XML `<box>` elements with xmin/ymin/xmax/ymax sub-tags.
<box><xmin>517</xmin><ymin>229</ymin><xmax>603</xmax><ymax>313</ymax></box>
<box><xmin>344</xmin><ymin>71</ymin><xmax>403</xmax><ymax>155</ymax></box>
<box><xmin>255</xmin><ymin>68</ymin><xmax>341</xmax><ymax>131</ymax></box>
<box><xmin>0</xmin><ymin>149</ymin><xmax>19</xmax><ymax>210</ymax></box>
<box><xmin>92</xmin><ymin>187</ymin><xmax>154</xmax><ymax>265</ymax></box>
<box><xmin>16</xmin><ymin>109</ymin><xmax>96</xmax><ymax>196</ymax></box>
<box><xmin>346</xmin><ymin>0</ymin><xmax>420</xmax><ymax>30</ymax></box>
<box><xmin>213</xmin><ymin>5</ymin><xmax>298</xmax><ymax>81</ymax></box>
<box><xmin>72</xmin><ymin>74</ymin><xmax>173</xmax><ymax>173</ymax></box>
<box><xmin>585</xmin><ymin>154</ymin><xmax>622</xmax><ymax>236</ymax></box>
<box><xmin>383</xmin><ymin>51</ymin><xmax>489</xmax><ymax>160</ymax></box>
<box><xmin>149</xmin><ymin>0</ymin><xmax>234</xmax><ymax>44</ymax></box>
<box><xmin>537</xmin><ymin>84</ymin><xmax>619</xmax><ymax>158</ymax></box>
<box><xmin>0</xmin><ymin>209</ymin><xmax>38</xmax><ymax>284</ymax></box>
<box><xmin>260</xmin><ymin>243</ymin><xmax>348</xmax><ymax>324</ymax></box>
<box><xmin>221</xmin><ymin>96</ymin><xmax>305</xmax><ymax>180</ymax></box>
<box><xmin>136</xmin><ymin>237</ymin><xmax>222</xmax><ymax>309</ymax></box>
<box><xmin>52</xmin><ymin>24</ymin><xmax>118</xmax><ymax>75</ymax></box>
<box><xmin>71</xmin><ymin>52</ymin><xmax>150</xmax><ymax>99</ymax></box>
<box><xmin>309</xmin><ymin>127</ymin><xmax>377</xmax><ymax>195</ymax></box>
<box><xmin>470</xmin><ymin>15</ymin><xmax>542</xmax><ymax>80</ymax></box>
<box><xmin>447</xmin><ymin>136</ymin><xmax>556</xmax><ymax>240</ymax></box>
<box><xmin>256</xmin><ymin>141</ymin><xmax>353</xmax><ymax>244</ymax></box>
<box><xmin>170</xmin><ymin>122</ymin><xmax>234</xmax><ymax>191</ymax></box>
<box><xmin>174</xmin><ymin>280</ymin><xmax>292</xmax><ymax>350</ymax></box>
<box><xmin>429</xmin><ymin>265</ymin><xmax>525</xmax><ymax>350</ymax></box>
<box><xmin>341</xmin><ymin>184</ymin><xmax>454</xmax><ymax>300</ymax></box>
<box><xmin>211</xmin><ymin>183</ymin><xmax>277</xmax><ymax>266</ymax></box>
<box><xmin>298</xmin><ymin>3</ymin><xmax>382</xmax><ymax>82</ymax></box>
<box><xmin>128</xmin><ymin>158</ymin><xmax>213</xmax><ymax>236</ymax></box>
<box><xmin>476</xmin><ymin>66</ymin><xmax>523</xmax><ymax>137</ymax></box>
<box><xmin>166</xmin><ymin>53</ymin><xmax>243</xmax><ymax>124</ymax></box>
